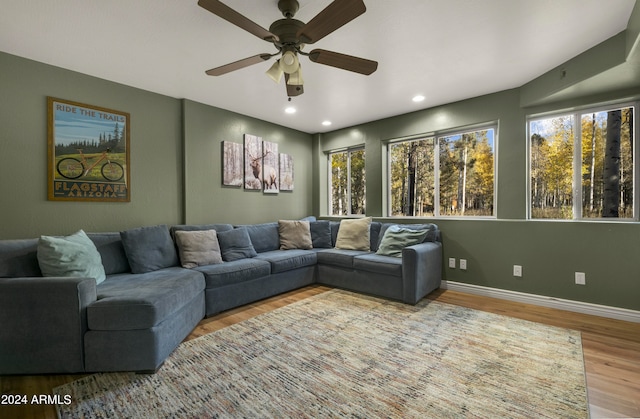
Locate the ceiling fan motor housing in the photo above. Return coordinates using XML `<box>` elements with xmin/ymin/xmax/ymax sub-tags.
<box><xmin>278</xmin><ymin>0</ymin><xmax>299</xmax><ymax>18</ymax></box>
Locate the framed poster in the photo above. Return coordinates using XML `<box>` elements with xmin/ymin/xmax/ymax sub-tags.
<box><xmin>47</xmin><ymin>97</ymin><xmax>130</xmax><ymax>202</ymax></box>
<box><xmin>222</xmin><ymin>141</ymin><xmax>243</xmax><ymax>187</ymax></box>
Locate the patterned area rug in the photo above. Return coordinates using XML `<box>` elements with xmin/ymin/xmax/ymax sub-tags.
<box><xmin>54</xmin><ymin>289</ymin><xmax>588</xmax><ymax>418</ymax></box>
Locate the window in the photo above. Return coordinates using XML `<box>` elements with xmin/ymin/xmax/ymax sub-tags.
<box><xmin>329</xmin><ymin>148</ymin><xmax>365</xmax><ymax>215</ymax></box>
<box><xmin>388</xmin><ymin>126</ymin><xmax>496</xmax><ymax>217</ymax></box>
<box><xmin>529</xmin><ymin>103</ymin><xmax>636</xmax><ymax>220</ymax></box>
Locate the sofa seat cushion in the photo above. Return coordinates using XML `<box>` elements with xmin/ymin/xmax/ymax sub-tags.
<box><xmin>194</xmin><ymin>258</ymin><xmax>271</xmax><ymax>288</ymax></box>
<box><xmin>316</xmin><ymin>249</ymin><xmax>370</xmax><ymax>269</ymax></box>
<box><xmin>353</xmin><ymin>253</ymin><xmax>403</xmax><ymax>277</ymax></box>
<box><xmin>255</xmin><ymin>249</ymin><xmax>317</xmax><ymax>274</ymax></box>
<box><xmin>88</xmin><ymin>267</ymin><xmax>205</xmax><ymax>331</ymax></box>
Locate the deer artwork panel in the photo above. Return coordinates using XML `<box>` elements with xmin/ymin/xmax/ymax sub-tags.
<box><xmin>280</xmin><ymin>153</ymin><xmax>294</xmax><ymax>191</ymax></box>
<box><xmin>222</xmin><ymin>141</ymin><xmax>243</xmax><ymax>187</ymax></box>
<box><xmin>243</xmin><ymin>134</ymin><xmax>279</xmax><ymax>192</ymax></box>
<box><xmin>261</xmin><ymin>141</ymin><xmax>279</xmax><ymax>193</ymax></box>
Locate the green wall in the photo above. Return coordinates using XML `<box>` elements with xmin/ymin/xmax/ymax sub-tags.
<box><xmin>0</xmin><ymin>53</ymin><xmax>183</xmax><ymax>238</ymax></box>
<box><xmin>182</xmin><ymin>100</ymin><xmax>313</xmax><ymax>224</ymax></box>
<box><xmin>313</xmin><ymin>89</ymin><xmax>640</xmax><ymax>311</ymax></box>
<box><xmin>0</xmin><ymin>52</ymin><xmax>313</xmax><ymax>239</ymax></box>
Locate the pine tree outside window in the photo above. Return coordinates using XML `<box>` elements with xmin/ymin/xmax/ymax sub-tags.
<box><xmin>528</xmin><ymin>102</ymin><xmax>637</xmax><ymax>220</ymax></box>
<box><xmin>329</xmin><ymin>147</ymin><xmax>365</xmax><ymax>216</ymax></box>
<box><xmin>387</xmin><ymin>126</ymin><xmax>496</xmax><ymax>217</ymax></box>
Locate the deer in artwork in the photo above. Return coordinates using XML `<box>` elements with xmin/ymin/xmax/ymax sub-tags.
<box><xmin>248</xmin><ymin>149</ymin><xmax>278</xmax><ymax>190</ymax></box>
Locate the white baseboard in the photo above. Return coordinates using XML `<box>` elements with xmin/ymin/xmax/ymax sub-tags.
<box><xmin>441</xmin><ymin>280</ymin><xmax>640</xmax><ymax>323</ymax></box>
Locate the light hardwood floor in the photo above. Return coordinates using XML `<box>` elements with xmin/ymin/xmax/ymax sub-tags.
<box><xmin>1</xmin><ymin>285</ymin><xmax>638</xmax><ymax>418</ymax></box>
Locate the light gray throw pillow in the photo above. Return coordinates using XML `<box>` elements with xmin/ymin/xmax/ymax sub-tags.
<box><xmin>278</xmin><ymin>220</ymin><xmax>312</xmax><ymax>250</ymax></box>
<box><xmin>174</xmin><ymin>229</ymin><xmax>223</xmax><ymax>268</ymax></box>
<box><xmin>376</xmin><ymin>225</ymin><xmax>429</xmax><ymax>257</ymax></box>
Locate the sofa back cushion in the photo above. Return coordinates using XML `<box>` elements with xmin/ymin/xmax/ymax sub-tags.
<box><xmin>310</xmin><ymin>220</ymin><xmax>332</xmax><ymax>248</ymax></box>
<box><xmin>120</xmin><ymin>225</ymin><xmax>179</xmax><ymax>274</ymax></box>
<box><xmin>169</xmin><ymin>223</ymin><xmax>233</xmax><ymax>239</ymax></box>
<box><xmin>0</xmin><ymin>238</ymin><xmax>42</xmax><ymax>277</ymax></box>
<box><xmin>235</xmin><ymin>222</ymin><xmax>279</xmax><ymax>253</ymax></box>
<box><xmin>217</xmin><ymin>227</ymin><xmax>258</xmax><ymax>261</ymax></box>
<box><xmin>88</xmin><ymin>232</ymin><xmax>131</xmax><ymax>275</ymax></box>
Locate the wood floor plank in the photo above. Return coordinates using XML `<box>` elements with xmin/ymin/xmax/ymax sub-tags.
<box><xmin>1</xmin><ymin>285</ymin><xmax>638</xmax><ymax>418</ymax></box>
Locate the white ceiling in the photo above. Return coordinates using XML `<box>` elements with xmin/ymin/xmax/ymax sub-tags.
<box><xmin>0</xmin><ymin>0</ymin><xmax>636</xmax><ymax>134</ymax></box>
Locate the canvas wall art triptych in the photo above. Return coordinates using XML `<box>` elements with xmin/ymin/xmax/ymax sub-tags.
<box><xmin>222</xmin><ymin>134</ymin><xmax>293</xmax><ymax>193</ymax></box>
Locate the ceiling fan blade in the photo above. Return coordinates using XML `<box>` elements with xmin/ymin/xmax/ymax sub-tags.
<box><xmin>205</xmin><ymin>54</ymin><xmax>272</xmax><ymax>76</ymax></box>
<box><xmin>198</xmin><ymin>0</ymin><xmax>278</xmax><ymax>42</ymax></box>
<box><xmin>308</xmin><ymin>49</ymin><xmax>377</xmax><ymax>75</ymax></box>
<box><xmin>297</xmin><ymin>0</ymin><xmax>366</xmax><ymax>44</ymax></box>
<box><xmin>284</xmin><ymin>74</ymin><xmax>304</xmax><ymax>96</ymax></box>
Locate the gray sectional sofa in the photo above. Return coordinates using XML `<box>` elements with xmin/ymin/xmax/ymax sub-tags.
<box><xmin>0</xmin><ymin>217</ymin><xmax>442</xmax><ymax>375</ymax></box>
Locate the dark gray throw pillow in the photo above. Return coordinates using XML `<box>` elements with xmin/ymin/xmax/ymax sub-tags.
<box><xmin>217</xmin><ymin>227</ymin><xmax>258</xmax><ymax>261</ymax></box>
<box><xmin>120</xmin><ymin>225</ymin><xmax>179</xmax><ymax>273</ymax></box>
<box><xmin>310</xmin><ymin>220</ymin><xmax>332</xmax><ymax>248</ymax></box>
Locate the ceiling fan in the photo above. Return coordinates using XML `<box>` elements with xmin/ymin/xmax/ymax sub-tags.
<box><xmin>198</xmin><ymin>0</ymin><xmax>378</xmax><ymax>97</ymax></box>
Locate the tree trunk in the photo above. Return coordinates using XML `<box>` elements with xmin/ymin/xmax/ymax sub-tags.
<box><xmin>589</xmin><ymin>114</ymin><xmax>596</xmax><ymax>212</ymax></box>
<box><xmin>407</xmin><ymin>143</ymin><xmax>417</xmax><ymax>216</ymax></box>
<box><xmin>602</xmin><ymin>110</ymin><xmax>621</xmax><ymax>217</ymax></box>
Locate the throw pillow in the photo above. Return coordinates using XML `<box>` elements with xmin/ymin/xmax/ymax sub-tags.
<box><xmin>37</xmin><ymin>229</ymin><xmax>106</xmax><ymax>284</ymax></box>
<box><xmin>376</xmin><ymin>225</ymin><xmax>429</xmax><ymax>257</ymax></box>
<box><xmin>120</xmin><ymin>225</ymin><xmax>179</xmax><ymax>274</ymax></box>
<box><xmin>217</xmin><ymin>227</ymin><xmax>258</xmax><ymax>261</ymax></box>
<box><xmin>310</xmin><ymin>220</ymin><xmax>332</xmax><ymax>248</ymax></box>
<box><xmin>335</xmin><ymin>217</ymin><xmax>372</xmax><ymax>251</ymax></box>
<box><xmin>278</xmin><ymin>220</ymin><xmax>312</xmax><ymax>250</ymax></box>
<box><xmin>174</xmin><ymin>229</ymin><xmax>223</xmax><ymax>268</ymax></box>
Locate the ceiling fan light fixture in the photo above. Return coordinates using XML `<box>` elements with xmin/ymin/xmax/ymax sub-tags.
<box><xmin>279</xmin><ymin>50</ymin><xmax>299</xmax><ymax>74</ymax></box>
<box><xmin>266</xmin><ymin>60</ymin><xmax>284</xmax><ymax>83</ymax></box>
<box><xmin>286</xmin><ymin>65</ymin><xmax>304</xmax><ymax>86</ymax></box>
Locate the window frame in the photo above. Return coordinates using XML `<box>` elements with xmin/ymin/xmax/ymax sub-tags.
<box><xmin>526</xmin><ymin>100</ymin><xmax>639</xmax><ymax>221</ymax></box>
<box><xmin>327</xmin><ymin>146</ymin><xmax>366</xmax><ymax>216</ymax></box>
<box><xmin>385</xmin><ymin>123</ymin><xmax>498</xmax><ymax>218</ymax></box>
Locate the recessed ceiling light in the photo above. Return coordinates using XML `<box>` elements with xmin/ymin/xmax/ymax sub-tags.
<box><xmin>412</xmin><ymin>95</ymin><xmax>425</xmax><ymax>102</ymax></box>
<box><xmin>285</xmin><ymin>106</ymin><xmax>296</xmax><ymax>114</ymax></box>
<box><xmin>322</xmin><ymin>120</ymin><xmax>332</xmax><ymax>126</ymax></box>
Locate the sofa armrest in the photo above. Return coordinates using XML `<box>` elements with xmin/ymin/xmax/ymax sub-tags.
<box><xmin>0</xmin><ymin>277</ymin><xmax>97</xmax><ymax>374</ymax></box>
<box><xmin>401</xmin><ymin>241</ymin><xmax>443</xmax><ymax>304</ymax></box>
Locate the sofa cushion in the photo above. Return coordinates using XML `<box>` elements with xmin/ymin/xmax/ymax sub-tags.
<box><xmin>88</xmin><ymin>232</ymin><xmax>130</xmax><ymax>275</ymax></box>
<box><xmin>0</xmin><ymin>238</ymin><xmax>41</xmax><ymax>277</ymax></box>
<box><xmin>256</xmin><ymin>249</ymin><xmax>317</xmax><ymax>273</ymax></box>
<box><xmin>353</xmin><ymin>253</ymin><xmax>403</xmax><ymax>277</ymax></box>
<box><xmin>278</xmin><ymin>220</ymin><xmax>312</xmax><ymax>250</ymax></box>
<box><xmin>316</xmin><ymin>248</ymin><xmax>369</xmax><ymax>269</ymax></box>
<box><xmin>335</xmin><ymin>217</ymin><xmax>372</xmax><ymax>251</ymax></box>
<box><xmin>88</xmin><ymin>267</ymin><xmax>204</xmax><ymax>330</ymax></box>
<box><xmin>170</xmin><ymin>223</ymin><xmax>234</xmax><ymax>239</ymax></box>
<box><xmin>194</xmin><ymin>258</ymin><xmax>271</xmax><ymax>288</ymax></box>
<box><xmin>376</xmin><ymin>225</ymin><xmax>429</xmax><ymax>257</ymax></box>
<box><xmin>120</xmin><ymin>225</ymin><xmax>179</xmax><ymax>274</ymax></box>
<box><xmin>235</xmin><ymin>222</ymin><xmax>280</xmax><ymax>253</ymax></box>
<box><xmin>37</xmin><ymin>230</ymin><xmax>106</xmax><ymax>285</ymax></box>
<box><xmin>310</xmin><ymin>221</ymin><xmax>332</xmax><ymax>248</ymax></box>
<box><xmin>217</xmin><ymin>227</ymin><xmax>258</xmax><ymax>261</ymax></box>
<box><xmin>174</xmin><ymin>230</ymin><xmax>223</xmax><ymax>268</ymax></box>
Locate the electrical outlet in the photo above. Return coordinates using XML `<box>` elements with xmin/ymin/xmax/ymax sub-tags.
<box><xmin>513</xmin><ymin>265</ymin><xmax>522</xmax><ymax>277</ymax></box>
<box><xmin>575</xmin><ymin>272</ymin><xmax>586</xmax><ymax>285</ymax></box>
<box><xmin>459</xmin><ymin>259</ymin><xmax>467</xmax><ymax>270</ymax></box>
<box><xmin>448</xmin><ymin>258</ymin><xmax>456</xmax><ymax>269</ymax></box>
